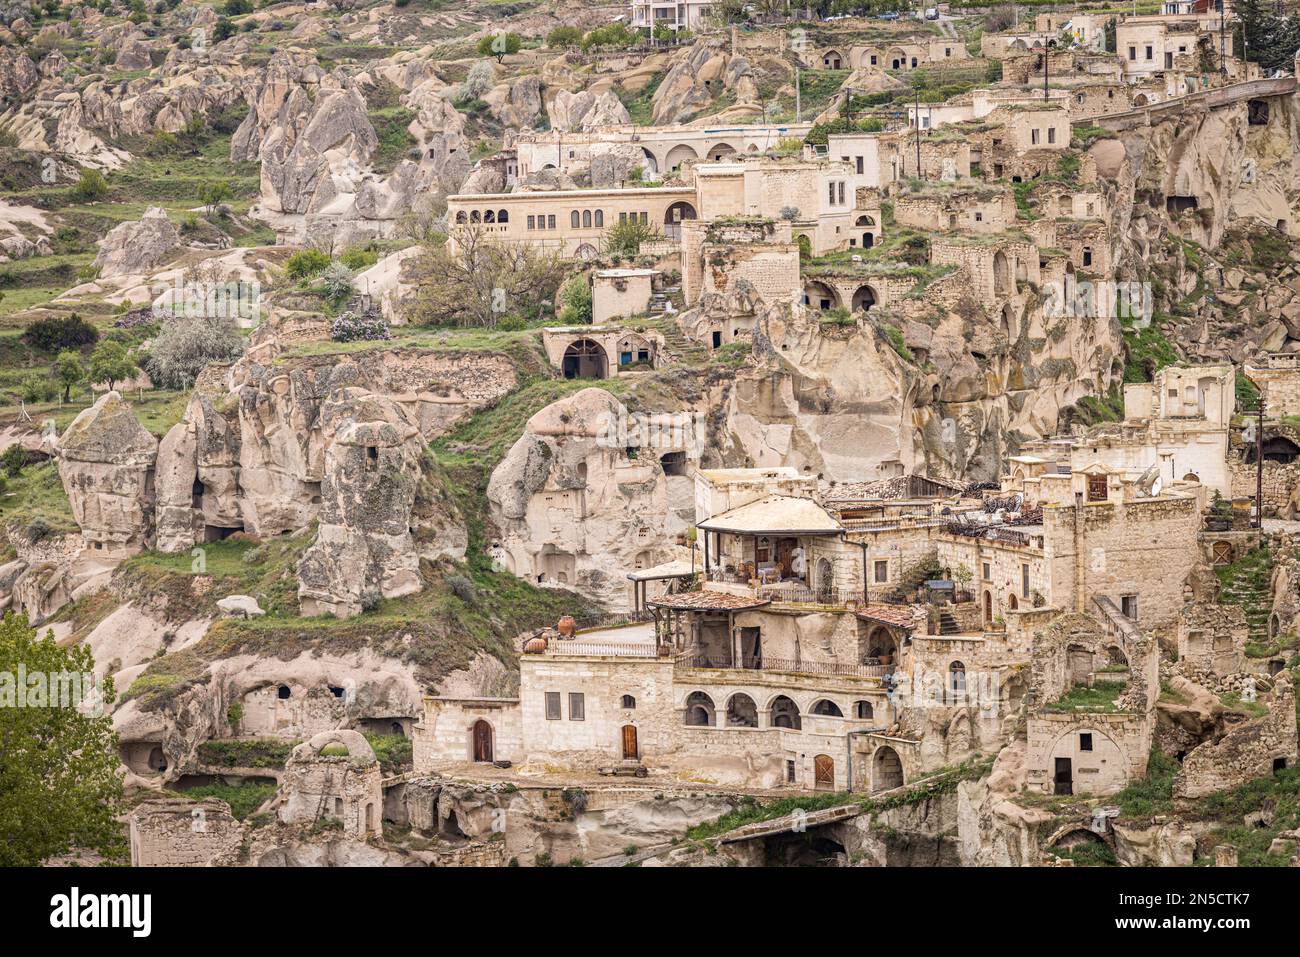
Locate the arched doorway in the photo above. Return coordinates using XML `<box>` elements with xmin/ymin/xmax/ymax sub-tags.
<box><xmin>815</xmin><ymin>557</ymin><xmax>833</xmax><ymax>602</ymax></box>
<box><xmin>575</xmin><ymin>242</ymin><xmax>597</xmax><ymax>261</ymax></box>
<box><xmin>471</xmin><ymin>720</ymin><xmax>493</xmax><ymax>762</ymax></box>
<box><xmin>873</xmin><ymin>746</ymin><xmax>903</xmax><ymax>791</ymax></box>
<box><xmin>621</xmin><ymin>724</ymin><xmax>639</xmax><ymax>760</ymax></box>
<box><xmin>770</xmin><ymin>695</ymin><xmax>801</xmax><ymax>729</ymax></box>
<box><xmin>851</xmin><ymin>284</ymin><xmax>878</xmax><ymax>312</ymax></box>
<box><xmin>562</xmin><ymin>339</ymin><xmax>608</xmax><ymax>379</ymax></box>
<box><xmin>993</xmin><ymin>250</ymin><xmax>1011</xmax><ymax>297</ymax></box>
<box><xmin>814</xmin><ymin>754</ymin><xmax>835</xmax><ymax>789</ymax></box>
<box><xmin>663</xmin><ymin>200</ymin><xmax>697</xmax><ymax>240</ymax></box>
<box><xmin>640</xmin><ymin>147</ymin><xmax>658</xmax><ymax>174</ymax></box>
<box><xmin>802</xmin><ymin>281</ymin><xmax>840</xmax><ymax>311</ymax></box>
<box><xmin>663</xmin><ymin>144</ymin><xmax>698</xmax><ymax>173</ymax></box>
<box><xmin>705</xmin><ymin>142</ymin><xmax>737</xmax><ymax>162</ymax></box>
<box><xmin>811</xmin><ymin>699</ymin><xmax>843</xmax><ymax>717</ymax></box>
<box><xmin>983</xmin><ymin>590</ymin><xmax>993</xmax><ymax>626</ymax></box>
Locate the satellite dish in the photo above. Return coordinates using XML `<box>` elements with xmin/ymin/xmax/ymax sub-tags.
<box><xmin>1134</xmin><ymin>463</ymin><xmax>1159</xmax><ymax>496</ymax></box>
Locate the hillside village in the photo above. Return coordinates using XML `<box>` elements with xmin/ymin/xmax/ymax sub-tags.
<box><xmin>3</xmin><ymin>0</ymin><xmax>1300</xmax><ymax>869</ymax></box>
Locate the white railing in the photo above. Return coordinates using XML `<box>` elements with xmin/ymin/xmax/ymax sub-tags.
<box><xmin>546</xmin><ymin>640</ymin><xmax>661</xmax><ymax>658</ymax></box>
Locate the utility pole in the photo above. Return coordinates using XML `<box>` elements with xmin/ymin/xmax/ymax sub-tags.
<box><xmin>1044</xmin><ymin>42</ymin><xmax>1049</xmax><ymax>101</ymax></box>
<box><xmin>1220</xmin><ymin>1</ymin><xmax>1227</xmax><ymax>76</ymax></box>
<box><xmin>1256</xmin><ymin>394</ymin><xmax>1265</xmax><ymax>528</ymax></box>
<box><xmin>914</xmin><ymin>83</ymin><xmax>921</xmax><ymax>177</ymax></box>
<box><xmin>796</xmin><ymin>66</ymin><xmax>801</xmax><ymax>122</ymax></box>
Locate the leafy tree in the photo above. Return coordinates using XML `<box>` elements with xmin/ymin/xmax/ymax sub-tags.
<box><xmin>87</xmin><ymin>339</ymin><xmax>138</xmax><ymax>392</ymax></box>
<box><xmin>22</xmin><ymin>313</ymin><xmax>98</xmax><ymax>352</ymax></box>
<box><xmin>603</xmin><ymin>217</ymin><xmax>663</xmax><ymax>258</ymax></box>
<box><xmin>557</xmin><ymin>275</ymin><xmax>593</xmax><ymax>324</ymax></box>
<box><xmin>405</xmin><ymin>226</ymin><xmax>568</xmax><ymax>328</ymax></box>
<box><xmin>0</xmin><ymin>613</ymin><xmax>124</xmax><ymax>866</ymax></box>
<box><xmin>145</xmin><ymin>313</ymin><xmax>243</xmax><ymax>390</ymax></box>
<box><xmin>223</xmin><ymin>0</ymin><xmax>250</xmax><ymax>13</ymax></box>
<box><xmin>213</xmin><ymin>16</ymin><xmax>234</xmax><ymax>41</ymax></box>
<box><xmin>460</xmin><ymin>60</ymin><xmax>495</xmax><ymax>101</ymax></box>
<box><xmin>477</xmin><ymin>31</ymin><xmax>521</xmax><ymax>63</ymax></box>
<box><xmin>580</xmin><ymin>22</ymin><xmax>636</xmax><ymax>51</ymax></box>
<box><xmin>321</xmin><ymin>261</ymin><xmax>355</xmax><ymax>305</ymax></box>
<box><xmin>547</xmin><ymin>25</ymin><xmax>582</xmax><ymax>48</ymax></box>
<box><xmin>69</xmin><ymin>168</ymin><xmax>108</xmax><ymax>202</ymax></box>
<box><xmin>198</xmin><ymin>179</ymin><xmax>232</xmax><ymax>216</ymax></box>
<box><xmin>53</xmin><ymin>350</ymin><xmax>84</xmax><ymax>403</ymax></box>
<box><xmin>1234</xmin><ymin>0</ymin><xmax>1300</xmax><ymax>72</ymax></box>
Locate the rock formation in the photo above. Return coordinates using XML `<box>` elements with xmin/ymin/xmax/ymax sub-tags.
<box><xmin>57</xmin><ymin>391</ymin><xmax>159</xmax><ymax>556</ymax></box>
<box><xmin>93</xmin><ymin>207</ymin><xmax>182</xmax><ymax>279</ymax></box>
<box><xmin>296</xmin><ymin>388</ymin><xmax>428</xmax><ymax>617</ymax></box>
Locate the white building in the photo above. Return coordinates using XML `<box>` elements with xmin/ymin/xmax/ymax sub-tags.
<box><xmin>631</xmin><ymin>0</ymin><xmax>715</xmax><ymax>32</ymax></box>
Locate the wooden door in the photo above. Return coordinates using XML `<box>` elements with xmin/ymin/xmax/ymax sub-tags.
<box><xmin>472</xmin><ymin>720</ymin><xmax>493</xmax><ymax>763</ymax></box>
<box><xmin>621</xmin><ymin>724</ymin><xmax>638</xmax><ymax>761</ymax></box>
<box><xmin>1054</xmin><ymin>757</ymin><xmax>1072</xmax><ymax>795</ymax></box>
<box><xmin>814</xmin><ymin>754</ymin><xmax>834</xmax><ymax>790</ymax></box>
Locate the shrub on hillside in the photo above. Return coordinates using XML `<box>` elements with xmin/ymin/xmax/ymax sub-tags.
<box><xmin>22</xmin><ymin>314</ymin><xmax>99</xmax><ymax>352</ymax></box>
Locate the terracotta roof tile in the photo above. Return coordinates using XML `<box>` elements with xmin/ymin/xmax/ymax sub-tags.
<box><xmin>647</xmin><ymin>590</ymin><xmax>772</xmax><ymax>611</ymax></box>
<box><xmin>856</xmin><ymin>604</ymin><xmax>918</xmax><ymax>629</ymax></box>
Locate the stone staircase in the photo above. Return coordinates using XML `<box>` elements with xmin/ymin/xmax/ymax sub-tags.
<box><xmin>1217</xmin><ymin>552</ymin><xmax>1273</xmax><ymax>643</ymax></box>
<box><xmin>937</xmin><ymin>609</ymin><xmax>962</xmax><ymax>636</ymax></box>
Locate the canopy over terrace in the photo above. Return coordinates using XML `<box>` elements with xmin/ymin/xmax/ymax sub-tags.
<box><xmin>627</xmin><ymin>559</ymin><xmax>697</xmax><ymax>614</ymax></box>
<box><xmin>646</xmin><ymin>589</ymin><xmax>771</xmax><ymax>664</ymax></box>
<box><xmin>696</xmin><ymin>495</ymin><xmax>844</xmax><ymax>587</ymax></box>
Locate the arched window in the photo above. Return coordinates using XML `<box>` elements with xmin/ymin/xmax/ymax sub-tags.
<box><xmin>483</xmin><ymin>209</ymin><xmax>495</xmax><ymax>223</ymax></box>
<box><xmin>497</xmin><ymin>209</ymin><xmax>509</xmax><ymax>223</ymax></box>
<box><xmin>455</xmin><ymin>211</ymin><xmax>467</xmax><ymax>224</ymax></box>
<box><xmin>571</xmin><ymin>210</ymin><xmax>580</xmax><ymax>228</ymax></box>
<box><xmin>621</xmin><ymin>694</ymin><xmax>636</xmax><ymax>709</ymax></box>
<box><xmin>811</xmin><ymin>699</ymin><xmax>843</xmax><ymax>717</ymax></box>
<box><xmin>949</xmin><ymin>661</ymin><xmax>966</xmax><ymax>696</ymax></box>
<box><xmin>594</xmin><ymin>210</ymin><xmax>603</xmax><ymax>227</ymax></box>
<box><xmin>684</xmin><ymin>691</ymin><xmax>715</xmax><ymax>726</ymax></box>
<box><xmin>582</xmin><ymin>209</ymin><xmax>592</xmax><ymax>228</ymax></box>
<box><xmin>854</xmin><ymin>700</ymin><xmax>874</xmax><ymax>720</ymax></box>
<box><xmin>469</xmin><ymin>210</ymin><xmax>481</xmax><ymax>223</ymax></box>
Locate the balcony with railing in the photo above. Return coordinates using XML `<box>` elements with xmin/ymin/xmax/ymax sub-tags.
<box><xmin>675</xmin><ymin>653</ymin><xmax>893</xmax><ymax>681</ymax></box>
<box><xmin>702</xmin><ymin>572</ymin><xmax>858</xmax><ymax>609</ymax></box>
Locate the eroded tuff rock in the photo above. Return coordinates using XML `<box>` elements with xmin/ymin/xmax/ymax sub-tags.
<box><xmin>719</xmin><ymin>285</ymin><xmax>1119</xmax><ymax>484</ymax></box>
<box><xmin>296</xmin><ymin>387</ymin><xmax>460</xmax><ymax>617</ymax></box>
<box><xmin>547</xmin><ymin>88</ymin><xmax>630</xmax><ymax>132</ymax></box>
<box><xmin>651</xmin><ymin>40</ymin><xmax>756</xmax><ymax>125</ymax></box>
<box><xmin>233</xmin><ymin>50</ymin><xmax>472</xmax><ymax>243</ymax></box>
<box><xmin>57</xmin><ymin>391</ymin><xmax>158</xmax><ymax>556</ymax></box>
<box><xmin>487</xmin><ymin>387</ymin><xmax>691</xmax><ymax>609</ymax></box>
<box><xmin>156</xmin><ymin>367</ymin><xmax>242</xmax><ymax>553</ymax></box>
<box><xmin>92</xmin><ymin>207</ymin><xmax>182</xmax><ymax>279</ymax></box>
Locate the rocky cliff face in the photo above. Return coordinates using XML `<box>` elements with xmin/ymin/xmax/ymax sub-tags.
<box><xmin>296</xmin><ymin>388</ymin><xmax>436</xmax><ymax>617</ymax></box>
<box><xmin>487</xmin><ymin>388</ymin><xmax>692</xmax><ymax>609</ymax></box>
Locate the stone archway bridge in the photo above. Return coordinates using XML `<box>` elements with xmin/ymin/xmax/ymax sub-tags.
<box><xmin>1078</xmin><ymin>75</ymin><xmax>1297</xmax><ymax>133</ymax></box>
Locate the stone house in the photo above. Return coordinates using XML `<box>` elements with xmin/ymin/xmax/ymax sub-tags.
<box><xmin>276</xmin><ymin>730</ymin><xmax>384</xmax><ymax>839</ymax></box>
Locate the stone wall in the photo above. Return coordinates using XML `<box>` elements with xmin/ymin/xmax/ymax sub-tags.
<box><xmin>1026</xmin><ymin>711</ymin><xmax>1152</xmax><ymax>795</ymax></box>
<box><xmin>129</xmin><ymin>798</ymin><xmax>245</xmax><ymax>866</ymax></box>
<box><xmin>1173</xmin><ymin>672</ymin><xmax>1298</xmax><ymax>798</ymax></box>
<box><xmin>414</xmin><ymin>696</ymin><xmax>524</xmax><ymax>768</ymax></box>
<box><xmin>277</xmin><ymin>730</ymin><xmax>384</xmax><ymax>838</ymax></box>
<box><xmin>1043</xmin><ymin>495</ymin><xmax>1200</xmax><ymax>628</ymax></box>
